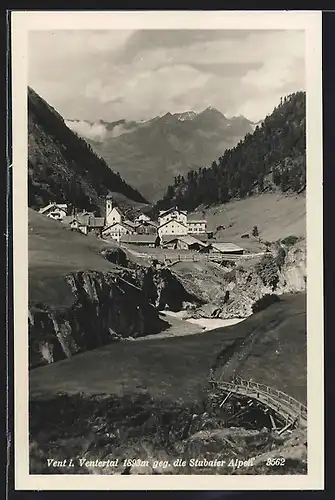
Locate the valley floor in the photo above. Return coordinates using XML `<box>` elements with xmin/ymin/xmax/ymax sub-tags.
<box><xmin>30</xmin><ymin>293</ymin><xmax>306</xmax><ymax>406</ymax></box>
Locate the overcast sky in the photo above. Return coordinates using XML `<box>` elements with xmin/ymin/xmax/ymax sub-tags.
<box><xmin>28</xmin><ymin>29</ymin><xmax>305</xmax><ymax>123</ymax></box>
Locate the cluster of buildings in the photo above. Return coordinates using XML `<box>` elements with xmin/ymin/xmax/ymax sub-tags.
<box><xmin>38</xmin><ymin>196</ymin><xmax>244</xmax><ymax>255</ymax></box>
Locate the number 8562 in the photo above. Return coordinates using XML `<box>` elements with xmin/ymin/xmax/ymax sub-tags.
<box><xmin>266</xmin><ymin>458</ymin><xmax>286</xmax><ymax>466</ymax></box>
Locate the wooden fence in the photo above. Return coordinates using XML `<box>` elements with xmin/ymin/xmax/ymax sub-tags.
<box><xmin>124</xmin><ymin>247</ymin><xmax>266</xmax><ymax>266</ymax></box>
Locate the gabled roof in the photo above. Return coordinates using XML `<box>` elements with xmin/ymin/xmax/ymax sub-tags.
<box><xmin>165</xmin><ymin>235</ymin><xmax>207</xmax><ymax>247</ymax></box>
<box><xmin>193</xmin><ymin>233</ymin><xmax>210</xmax><ymax>242</ymax></box>
<box><xmin>39</xmin><ymin>203</ymin><xmax>55</xmax><ymax>214</ymax></box>
<box><xmin>206</xmin><ymin>242</ymin><xmax>244</xmax><ymax>253</ymax></box>
<box><xmin>158</xmin><ymin>219</ymin><xmax>188</xmax><ymax>230</ymax></box>
<box><xmin>88</xmin><ymin>217</ymin><xmax>105</xmax><ymax>228</ymax></box>
<box><xmin>136</xmin><ymin>220</ymin><xmax>158</xmax><ymax>228</ymax></box>
<box><xmin>135</xmin><ymin>213</ymin><xmax>151</xmax><ymax>220</ymax></box>
<box><xmin>109</xmin><ymin>206</ymin><xmax>124</xmax><ymax>216</ymax></box>
<box><xmin>123</xmin><ymin>219</ymin><xmax>138</xmax><ymax>229</ymax></box>
<box><xmin>102</xmin><ymin>220</ymin><xmax>135</xmax><ymax>232</ymax></box>
<box><xmin>187</xmin><ymin>214</ymin><xmax>207</xmax><ymax>223</ymax></box>
<box><xmin>159</xmin><ymin>207</ymin><xmax>187</xmax><ymax>217</ymax></box>
<box><xmin>62</xmin><ymin>213</ymin><xmax>105</xmax><ymax>228</ymax></box>
<box><xmin>120</xmin><ymin>234</ymin><xmax>158</xmax><ymax>244</ymax></box>
<box><xmin>39</xmin><ymin>203</ymin><xmax>67</xmax><ymax>214</ymax></box>
<box><xmin>62</xmin><ymin>215</ymin><xmax>77</xmax><ymax>225</ymax></box>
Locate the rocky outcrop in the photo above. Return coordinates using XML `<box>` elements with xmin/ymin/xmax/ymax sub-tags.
<box><xmin>174</xmin><ymin>239</ymin><xmax>306</xmax><ymax>320</ymax></box>
<box><xmin>102</xmin><ymin>248</ymin><xmax>204</xmax><ymax>311</ymax></box>
<box><xmin>29</xmin><ymin>260</ymin><xmax>204</xmax><ymax>369</ymax></box>
<box><xmin>29</xmin><ymin>270</ymin><xmax>169</xmax><ymax>369</ymax></box>
<box><xmin>137</xmin><ymin>266</ymin><xmax>204</xmax><ymax>312</ymax></box>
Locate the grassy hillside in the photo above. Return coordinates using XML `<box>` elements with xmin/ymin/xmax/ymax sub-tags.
<box><xmin>30</xmin><ymin>293</ymin><xmax>306</xmax><ymax>405</ymax></box>
<box><xmin>155</xmin><ymin>92</ymin><xmax>306</xmax><ymax>213</ymax></box>
<box><xmin>216</xmin><ymin>293</ymin><xmax>306</xmax><ymax>405</ymax></box>
<box><xmin>28</xmin><ymin>87</ymin><xmax>147</xmax><ymax>214</ymax></box>
<box><xmin>29</xmin><ymin>208</ymin><xmax>119</xmax><ymax>307</ymax></box>
<box><xmin>193</xmin><ymin>193</ymin><xmax>306</xmax><ymax>252</ymax></box>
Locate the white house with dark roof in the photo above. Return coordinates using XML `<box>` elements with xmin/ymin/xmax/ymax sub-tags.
<box><xmin>158</xmin><ymin>218</ymin><xmax>188</xmax><ymax>237</ymax></box>
<box><xmin>157</xmin><ymin>206</ymin><xmax>207</xmax><ymax>237</ymax></box>
<box><xmin>158</xmin><ymin>207</ymin><xmax>188</xmax><ymax>227</ymax></box>
<box><xmin>39</xmin><ymin>202</ymin><xmax>68</xmax><ymax>221</ymax></box>
<box><xmin>134</xmin><ymin>213</ymin><xmax>151</xmax><ymax>223</ymax></box>
<box><xmin>102</xmin><ymin>220</ymin><xmax>137</xmax><ymax>242</ymax></box>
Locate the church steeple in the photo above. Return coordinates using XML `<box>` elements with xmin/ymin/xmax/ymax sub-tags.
<box><xmin>105</xmin><ymin>195</ymin><xmax>113</xmax><ymax>219</ymax></box>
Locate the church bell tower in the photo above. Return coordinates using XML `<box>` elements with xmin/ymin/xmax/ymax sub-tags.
<box><xmin>105</xmin><ymin>195</ymin><xmax>115</xmax><ymax>226</ymax></box>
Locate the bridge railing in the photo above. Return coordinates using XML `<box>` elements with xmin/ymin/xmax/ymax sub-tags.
<box><xmin>212</xmin><ymin>375</ymin><xmax>307</xmax><ymax>421</ymax></box>
<box><xmin>233</xmin><ymin>375</ymin><xmax>307</xmax><ymax>414</ymax></box>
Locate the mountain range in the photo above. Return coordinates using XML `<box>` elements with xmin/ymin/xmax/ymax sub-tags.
<box><xmin>154</xmin><ymin>91</ymin><xmax>306</xmax><ymax>214</ymax></box>
<box><xmin>28</xmin><ymin>87</ymin><xmax>148</xmax><ymax>216</ymax></box>
<box><xmin>66</xmin><ymin>108</ymin><xmax>255</xmax><ymax>202</ymax></box>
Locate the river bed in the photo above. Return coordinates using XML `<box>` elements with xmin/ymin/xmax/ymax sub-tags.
<box><xmin>131</xmin><ymin>310</ymin><xmax>245</xmax><ymax>341</ymax></box>
<box><xmin>161</xmin><ymin>310</ymin><xmax>245</xmax><ymax>330</ymax></box>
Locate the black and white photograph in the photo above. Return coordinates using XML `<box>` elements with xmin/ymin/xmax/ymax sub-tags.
<box><xmin>11</xmin><ymin>10</ymin><xmax>323</xmax><ymax>490</ymax></box>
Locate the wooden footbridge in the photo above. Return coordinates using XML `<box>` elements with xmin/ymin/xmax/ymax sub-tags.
<box><xmin>210</xmin><ymin>375</ymin><xmax>307</xmax><ymax>433</ymax></box>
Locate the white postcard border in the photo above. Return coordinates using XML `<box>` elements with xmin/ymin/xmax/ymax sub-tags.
<box><xmin>11</xmin><ymin>10</ymin><xmax>324</xmax><ymax>491</ymax></box>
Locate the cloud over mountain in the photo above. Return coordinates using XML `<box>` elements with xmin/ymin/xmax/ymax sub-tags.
<box><xmin>29</xmin><ymin>29</ymin><xmax>304</xmax><ymax>123</ymax></box>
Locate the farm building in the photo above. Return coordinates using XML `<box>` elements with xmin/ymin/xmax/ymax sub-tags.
<box><xmin>39</xmin><ymin>202</ymin><xmax>68</xmax><ymax>221</ymax></box>
<box><xmin>195</xmin><ymin>232</ymin><xmax>214</xmax><ymax>242</ymax></box>
<box><xmin>86</xmin><ymin>217</ymin><xmax>105</xmax><ymax>237</ymax></box>
<box><xmin>163</xmin><ymin>235</ymin><xmax>208</xmax><ymax>251</ymax></box>
<box><xmin>120</xmin><ymin>234</ymin><xmax>160</xmax><ymax>247</ymax></box>
<box><xmin>135</xmin><ymin>220</ymin><xmax>158</xmax><ymax>235</ymax></box>
<box><xmin>187</xmin><ymin>213</ymin><xmax>207</xmax><ymax>235</ymax></box>
<box><xmin>200</xmin><ymin>242</ymin><xmax>245</xmax><ymax>255</ymax></box>
<box><xmin>158</xmin><ymin>219</ymin><xmax>188</xmax><ymax>237</ymax></box>
<box><xmin>134</xmin><ymin>213</ymin><xmax>152</xmax><ymax>223</ymax></box>
<box><xmin>62</xmin><ymin>212</ymin><xmax>105</xmax><ymax>236</ymax></box>
<box><xmin>102</xmin><ymin>221</ymin><xmax>137</xmax><ymax>242</ymax></box>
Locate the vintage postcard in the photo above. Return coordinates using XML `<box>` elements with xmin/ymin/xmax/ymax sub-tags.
<box><xmin>11</xmin><ymin>10</ymin><xmax>323</xmax><ymax>491</ymax></box>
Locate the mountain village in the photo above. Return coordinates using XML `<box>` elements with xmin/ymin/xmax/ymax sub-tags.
<box><xmin>38</xmin><ymin>196</ymin><xmax>245</xmax><ymax>255</ymax></box>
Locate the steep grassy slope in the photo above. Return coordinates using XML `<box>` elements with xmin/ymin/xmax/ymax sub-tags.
<box><xmin>29</xmin><ymin>208</ymin><xmax>119</xmax><ymax>308</ymax></box>
<box><xmin>28</xmin><ymin>87</ymin><xmax>147</xmax><ymax>213</ymax></box>
<box><xmin>193</xmin><ymin>192</ymin><xmax>306</xmax><ymax>252</ymax></box>
<box><xmin>74</xmin><ymin>108</ymin><xmax>254</xmax><ymax>202</ymax></box>
<box><xmin>30</xmin><ymin>293</ymin><xmax>306</xmax><ymax>404</ymax></box>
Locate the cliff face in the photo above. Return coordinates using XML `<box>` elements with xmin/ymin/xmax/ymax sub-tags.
<box><xmin>29</xmin><ymin>270</ymin><xmax>169</xmax><ymax>369</ymax></box>
<box><xmin>173</xmin><ymin>239</ymin><xmax>306</xmax><ymax>320</ymax></box>
<box><xmin>217</xmin><ymin>241</ymin><xmax>306</xmax><ymax>319</ymax></box>
<box><xmin>29</xmin><ymin>262</ymin><xmax>203</xmax><ymax>369</ymax></box>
